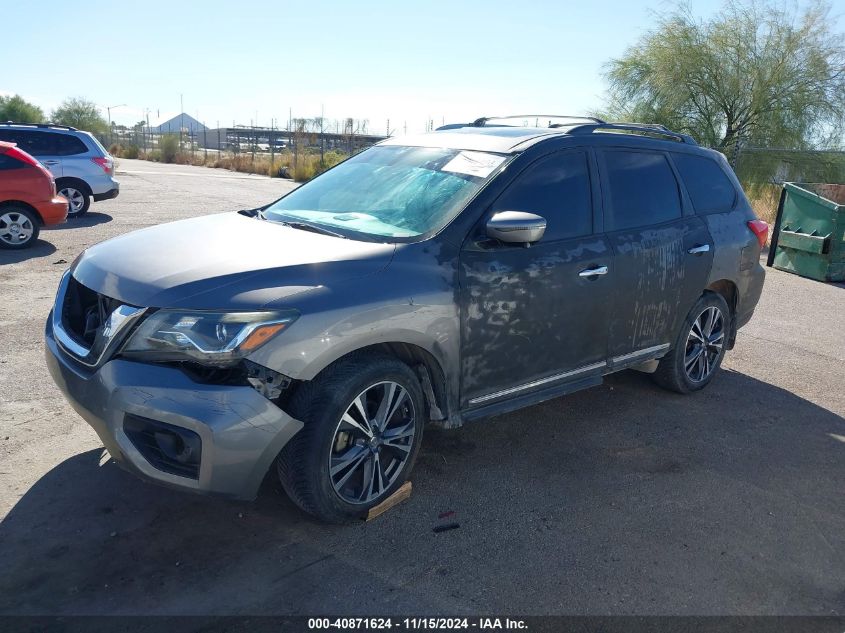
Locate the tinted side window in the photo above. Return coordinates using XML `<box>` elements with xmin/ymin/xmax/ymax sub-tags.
<box><xmin>54</xmin><ymin>134</ymin><xmax>88</xmax><ymax>156</ymax></box>
<box><xmin>0</xmin><ymin>130</ymin><xmax>23</xmax><ymax>145</ymax></box>
<box><xmin>603</xmin><ymin>150</ymin><xmax>682</xmax><ymax>231</ymax></box>
<box><xmin>492</xmin><ymin>151</ymin><xmax>592</xmax><ymax>241</ymax></box>
<box><xmin>1</xmin><ymin>130</ymin><xmax>57</xmax><ymax>157</ymax></box>
<box><xmin>0</xmin><ymin>154</ymin><xmax>25</xmax><ymax>170</ymax></box>
<box><xmin>673</xmin><ymin>153</ymin><xmax>736</xmax><ymax>213</ymax></box>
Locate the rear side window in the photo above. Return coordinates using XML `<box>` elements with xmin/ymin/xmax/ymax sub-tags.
<box><xmin>0</xmin><ymin>153</ymin><xmax>25</xmax><ymax>170</ymax></box>
<box><xmin>603</xmin><ymin>150</ymin><xmax>682</xmax><ymax>231</ymax></box>
<box><xmin>673</xmin><ymin>153</ymin><xmax>737</xmax><ymax>213</ymax></box>
<box><xmin>492</xmin><ymin>150</ymin><xmax>593</xmax><ymax>241</ymax></box>
<box><xmin>53</xmin><ymin>134</ymin><xmax>89</xmax><ymax>156</ymax></box>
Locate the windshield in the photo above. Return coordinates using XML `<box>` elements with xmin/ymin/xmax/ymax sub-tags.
<box><xmin>263</xmin><ymin>145</ymin><xmax>507</xmax><ymax>240</ymax></box>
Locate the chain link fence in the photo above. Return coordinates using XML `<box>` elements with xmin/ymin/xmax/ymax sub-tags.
<box><xmin>98</xmin><ymin>120</ymin><xmax>385</xmax><ymax>181</ymax></box>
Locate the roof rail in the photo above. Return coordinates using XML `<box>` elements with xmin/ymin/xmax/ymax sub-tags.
<box><xmin>471</xmin><ymin>114</ymin><xmax>606</xmax><ymax>128</ymax></box>
<box><xmin>567</xmin><ymin>122</ymin><xmax>697</xmax><ymax>145</ymax></box>
<box><xmin>1</xmin><ymin>121</ymin><xmax>78</xmax><ymax>131</ymax></box>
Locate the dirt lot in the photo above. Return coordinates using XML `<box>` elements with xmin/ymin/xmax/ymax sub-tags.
<box><xmin>1</xmin><ymin>158</ymin><xmax>844</xmax><ymax>616</ymax></box>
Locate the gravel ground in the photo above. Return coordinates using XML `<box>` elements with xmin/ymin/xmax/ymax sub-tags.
<box><xmin>1</xmin><ymin>158</ymin><xmax>843</xmax><ymax>616</ymax></box>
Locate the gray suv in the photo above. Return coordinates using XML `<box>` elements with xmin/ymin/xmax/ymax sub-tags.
<box><xmin>45</xmin><ymin>116</ymin><xmax>766</xmax><ymax>523</ymax></box>
<box><xmin>0</xmin><ymin>123</ymin><xmax>119</xmax><ymax>216</ymax></box>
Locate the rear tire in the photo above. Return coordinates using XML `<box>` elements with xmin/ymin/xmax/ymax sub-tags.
<box><xmin>652</xmin><ymin>292</ymin><xmax>731</xmax><ymax>394</ymax></box>
<box><xmin>277</xmin><ymin>353</ymin><xmax>425</xmax><ymax>523</ymax></box>
<box><xmin>57</xmin><ymin>182</ymin><xmax>91</xmax><ymax>217</ymax></box>
<box><xmin>0</xmin><ymin>206</ymin><xmax>40</xmax><ymax>249</ymax></box>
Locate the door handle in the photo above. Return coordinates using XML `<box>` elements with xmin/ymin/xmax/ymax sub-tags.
<box><xmin>578</xmin><ymin>265</ymin><xmax>609</xmax><ymax>278</ymax></box>
<box><xmin>688</xmin><ymin>244</ymin><xmax>710</xmax><ymax>255</ymax></box>
<box><xmin>41</xmin><ymin>160</ymin><xmax>59</xmax><ymax>165</ymax></box>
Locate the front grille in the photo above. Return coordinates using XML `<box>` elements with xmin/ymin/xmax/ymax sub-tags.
<box><xmin>123</xmin><ymin>415</ymin><xmax>202</xmax><ymax>480</ymax></box>
<box><xmin>61</xmin><ymin>276</ymin><xmax>123</xmax><ymax>348</ymax></box>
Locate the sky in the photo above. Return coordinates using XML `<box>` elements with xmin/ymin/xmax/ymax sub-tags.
<box><xmin>1</xmin><ymin>0</ymin><xmax>833</xmax><ymax>136</ymax></box>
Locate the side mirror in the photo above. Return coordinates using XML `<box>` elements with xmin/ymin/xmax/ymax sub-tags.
<box><xmin>486</xmin><ymin>211</ymin><xmax>546</xmax><ymax>245</ymax></box>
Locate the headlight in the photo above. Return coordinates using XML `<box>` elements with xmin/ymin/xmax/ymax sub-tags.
<box><xmin>121</xmin><ymin>309</ymin><xmax>298</xmax><ymax>365</ymax></box>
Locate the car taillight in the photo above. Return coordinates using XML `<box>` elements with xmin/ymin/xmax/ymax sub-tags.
<box><xmin>3</xmin><ymin>146</ymin><xmax>40</xmax><ymax>168</ymax></box>
<box><xmin>92</xmin><ymin>156</ymin><xmax>113</xmax><ymax>175</ymax></box>
<box><xmin>747</xmin><ymin>219</ymin><xmax>768</xmax><ymax>248</ymax></box>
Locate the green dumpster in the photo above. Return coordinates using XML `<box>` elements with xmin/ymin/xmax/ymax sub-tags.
<box><xmin>767</xmin><ymin>182</ymin><xmax>845</xmax><ymax>282</ymax></box>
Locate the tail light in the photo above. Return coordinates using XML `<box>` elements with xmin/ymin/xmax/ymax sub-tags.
<box><xmin>747</xmin><ymin>219</ymin><xmax>768</xmax><ymax>248</ymax></box>
<box><xmin>3</xmin><ymin>145</ymin><xmax>40</xmax><ymax>168</ymax></box>
<box><xmin>91</xmin><ymin>156</ymin><xmax>113</xmax><ymax>175</ymax></box>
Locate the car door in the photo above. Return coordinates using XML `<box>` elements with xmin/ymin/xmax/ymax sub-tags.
<box><xmin>458</xmin><ymin>149</ymin><xmax>613</xmax><ymax>407</ymax></box>
<box><xmin>28</xmin><ymin>131</ymin><xmax>64</xmax><ymax>177</ymax></box>
<box><xmin>597</xmin><ymin>147</ymin><xmax>713</xmax><ymax>365</ymax></box>
<box><xmin>52</xmin><ymin>133</ymin><xmax>92</xmax><ymax>181</ymax></box>
<box><xmin>0</xmin><ymin>130</ymin><xmax>64</xmax><ymax>178</ymax></box>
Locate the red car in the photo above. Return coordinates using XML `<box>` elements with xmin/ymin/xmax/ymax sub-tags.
<box><xmin>0</xmin><ymin>141</ymin><xmax>68</xmax><ymax>249</ymax></box>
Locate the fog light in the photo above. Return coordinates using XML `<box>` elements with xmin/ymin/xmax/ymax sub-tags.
<box><xmin>123</xmin><ymin>415</ymin><xmax>202</xmax><ymax>479</ymax></box>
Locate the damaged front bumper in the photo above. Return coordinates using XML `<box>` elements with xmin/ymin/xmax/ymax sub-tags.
<box><xmin>45</xmin><ymin>318</ymin><xmax>303</xmax><ymax>500</ymax></box>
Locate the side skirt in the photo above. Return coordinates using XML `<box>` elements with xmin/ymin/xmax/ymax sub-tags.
<box><xmin>462</xmin><ymin>375</ymin><xmax>603</xmax><ymax>423</ymax></box>
<box><xmin>459</xmin><ymin>343</ymin><xmax>670</xmax><ymax>424</ymax></box>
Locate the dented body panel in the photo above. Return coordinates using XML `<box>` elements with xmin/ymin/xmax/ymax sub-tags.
<box><xmin>45</xmin><ymin>325</ymin><xmax>303</xmax><ymax>500</ymax></box>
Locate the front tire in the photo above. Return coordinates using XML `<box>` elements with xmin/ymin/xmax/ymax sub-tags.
<box><xmin>652</xmin><ymin>292</ymin><xmax>730</xmax><ymax>394</ymax></box>
<box><xmin>277</xmin><ymin>353</ymin><xmax>425</xmax><ymax>523</ymax></box>
<box><xmin>57</xmin><ymin>183</ymin><xmax>91</xmax><ymax>217</ymax></box>
<box><xmin>0</xmin><ymin>206</ymin><xmax>40</xmax><ymax>249</ymax></box>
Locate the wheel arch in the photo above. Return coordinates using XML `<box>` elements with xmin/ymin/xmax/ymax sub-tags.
<box><xmin>0</xmin><ymin>200</ymin><xmax>44</xmax><ymax>224</ymax></box>
<box><xmin>705</xmin><ymin>279</ymin><xmax>738</xmax><ymax>349</ymax></box>
<box><xmin>55</xmin><ymin>176</ymin><xmax>92</xmax><ymax>196</ymax></box>
<box><xmin>302</xmin><ymin>339</ymin><xmax>453</xmax><ymax>426</ymax></box>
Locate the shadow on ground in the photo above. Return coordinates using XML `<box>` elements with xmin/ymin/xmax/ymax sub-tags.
<box><xmin>52</xmin><ymin>212</ymin><xmax>113</xmax><ymax>229</ymax></box>
<box><xmin>1</xmin><ymin>369</ymin><xmax>843</xmax><ymax>615</ymax></box>
<box><xmin>0</xmin><ymin>240</ymin><xmax>57</xmax><ymax>265</ymax></box>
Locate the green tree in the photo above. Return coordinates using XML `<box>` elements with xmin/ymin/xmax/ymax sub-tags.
<box><xmin>602</xmin><ymin>1</ymin><xmax>845</xmax><ymax>156</ymax></box>
<box><xmin>0</xmin><ymin>94</ymin><xmax>44</xmax><ymax>123</ymax></box>
<box><xmin>51</xmin><ymin>97</ymin><xmax>108</xmax><ymax>134</ymax></box>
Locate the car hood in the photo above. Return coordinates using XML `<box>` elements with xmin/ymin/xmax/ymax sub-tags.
<box><xmin>71</xmin><ymin>212</ymin><xmax>396</xmax><ymax>309</ymax></box>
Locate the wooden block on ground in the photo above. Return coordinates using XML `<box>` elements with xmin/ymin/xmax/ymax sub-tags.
<box><xmin>366</xmin><ymin>481</ymin><xmax>412</xmax><ymax>521</ymax></box>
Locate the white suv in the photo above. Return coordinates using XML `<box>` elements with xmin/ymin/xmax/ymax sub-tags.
<box><xmin>0</xmin><ymin>123</ymin><xmax>119</xmax><ymax>217</ymax></box>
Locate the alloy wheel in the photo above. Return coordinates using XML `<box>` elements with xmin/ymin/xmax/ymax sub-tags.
<box><xmin>59</xmin><ymin>187</ymin><xmax>86</xmax><ymax>214</ymax></box>
<box><xmin>0</xmin><ymin>211</ymin><xmax>35</xmax><ymax>246</ymax></box>
<box><xmin>328</xmin><ymin>381</ymin><xmax>416</xmax><ymax>505</ymax></box>
<box><xmin>684</xmin><ymin>306</ymin><xmax>725</xmax><ymax>383</ymax></box>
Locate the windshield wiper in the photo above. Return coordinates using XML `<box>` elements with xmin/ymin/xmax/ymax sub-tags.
<box><xmin>281</xmin><ymin>220</ymin><xmax>347</xmax><ymax>239</ymax></box>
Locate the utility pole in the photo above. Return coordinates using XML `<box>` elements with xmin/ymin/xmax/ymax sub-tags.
<box><xmin>179</xmin><ymin>94</ymin><xmax>184</xmax><ymax>150</ymax></box>
<box><xmin>270</xmin><ymin>117</ymin><xmax>275</xmax><ymax>168</ymax></box>
<box><xmin>106</xmin><ymin>104</ymin><xmax>126</xmax><ymax>147</ymax></box>
<box><xmin>320</xmin><ymin>104</ymin><xmax>325</xmax><ymax>166</ymax></box>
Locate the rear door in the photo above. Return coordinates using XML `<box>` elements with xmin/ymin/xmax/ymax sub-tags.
<box><xmin>52</xmin><ymin>133</ymin><xmax>93</xmax><ymax>181</ymax></box>
<box><xmin>597</xmin><ymin>147</ymin><xmax>713</xmax><ymax>364</ymax></box>
<box><xmin>458</xmin><ymin>149</ymin><xmax>613</xmax><ymax>406</ymax></box>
